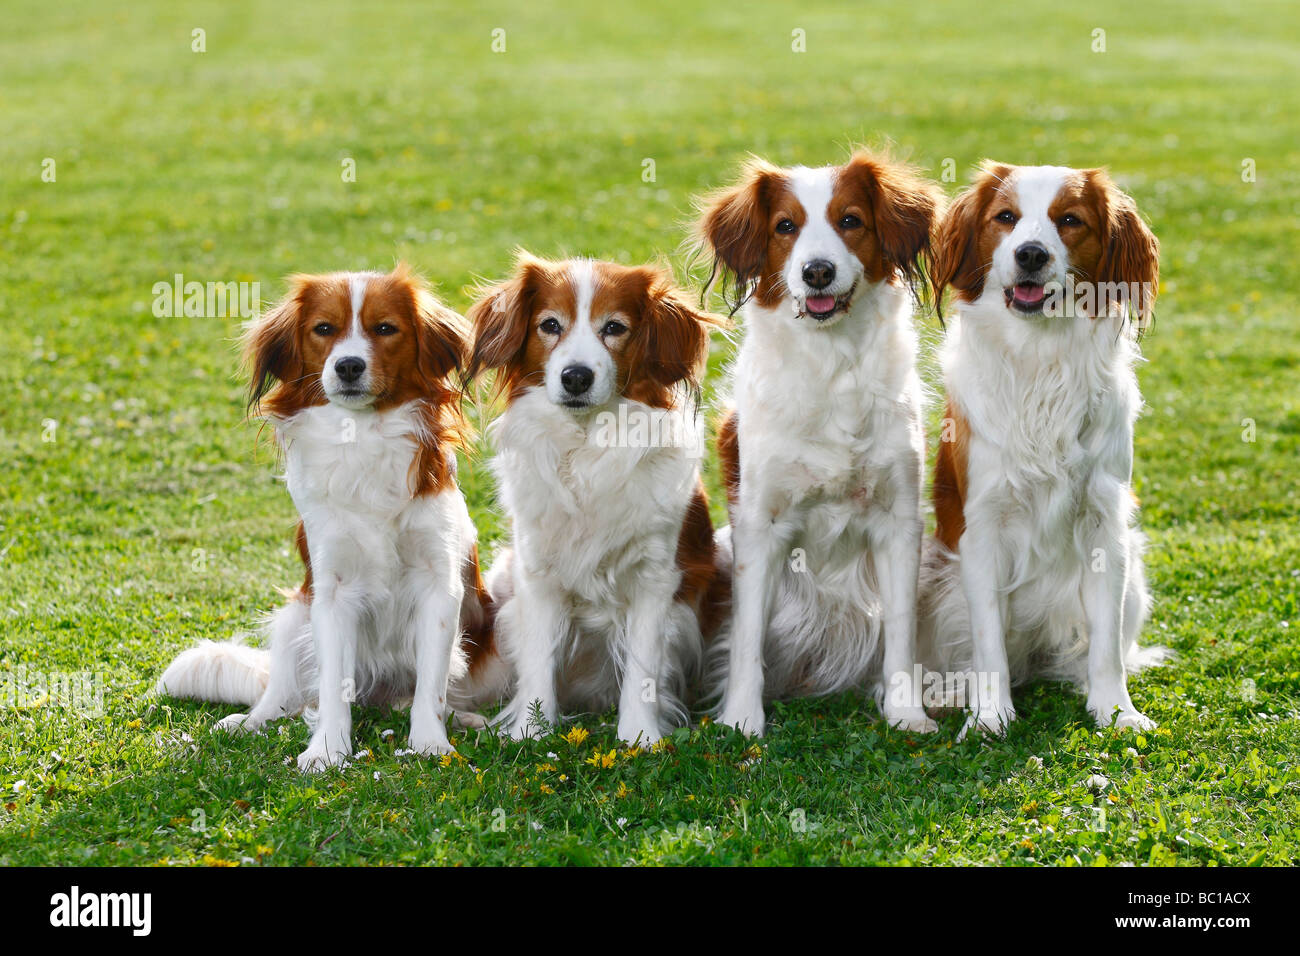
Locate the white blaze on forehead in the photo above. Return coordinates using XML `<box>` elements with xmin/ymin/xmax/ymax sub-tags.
<box><xmin>349</xmin><ymin>274</ymin><xmax>368</xmax><ymax>332</ymax></box>
<box><xmin>335</xmin><ymin>274</ymin><xmax>372</xmax><ymax>359</ymax></box>
<box><xmin>568</xmin><ymin>258</ymin><xmax>597</xmax><ymax>325</ymax></box>
<box><xmin>787</xmin><ymin>165</ymin><xmax>834</xmax><ymax>224</ymax></box>
<box><xmin>1005</xmin><ymin>166</ymin><xmax>1073</xmax><ymax>241</ymax></box>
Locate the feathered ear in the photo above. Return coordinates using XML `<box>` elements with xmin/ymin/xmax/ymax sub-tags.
<box><xmin>694</xmin><ymin>157</ymin><xmax>785</xmax><ymax>312</ymax></box>
<box><xmin>640</xmin><ymin>269</ymin><xmax>728</xmax><ymax>391</ymax></box>
<box><xmin>242</xmin><ymin>278</ymin><xmax>308</xmax><ymax>414</ymax></box>
<box><xmin>841</xmin><ymin>151</ymin><xmax>943</xmax><ymax>282</ymax></box>
<box><xmin>931</xmin><ymin>161</ymin><xmax>1011</xmax><ymax>319</ymax></box>
<box><xmin>464</xmin><ymin>251</ymin><xmax>552</xmax><ymax>397</ymax></box>
<box><xmin>410</xmin><ymin>284</ymin><xmax>470</xmax><ymax>385</ymax></box>
<box><xmin>1089</xmin><ymin>170</ymin><xmax>1160</xmax><ymax>326</ymax></box>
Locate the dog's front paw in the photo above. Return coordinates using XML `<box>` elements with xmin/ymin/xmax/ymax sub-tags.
<box><xmin>718</xmin><ymin>701</ymin><xmax>765</xmax><ymax>737</ymax></box>
<box><xmin>296</xmin><ymin>740</ymin><xmax>349</xmax><ymax>773</ymax></box>
<box><xmin>958</xmin><ymin>705</ymin><xmax>1016</xmax><ymax>741</ymax></box>
<box><xmin>213</xmin><ymin>712</ymin><xmax>258</xmax><ymax>735</ymax></box>
<box><xmin>616</xmin><ymin>718</ymin><xmax>662</xmax><ymax>748</ymax></box>
<box><xmin>408</xmin><ymin>731</ymin><xmax>457</xmax><ymax>758</ymax></box>
<box><xmin>1090</xmin><ymin>700</ymin><xmax>1156</xmax><ymax>731</ymax></box>
<box><xmin>882</xmin><ymin>705</ymin><xmax>939</xmax><ymax>735</ymax></box>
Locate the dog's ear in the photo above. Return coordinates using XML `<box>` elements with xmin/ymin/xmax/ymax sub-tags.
<box><xmin>694</xmin><ymin>158</ymin><xmax>785</xmax><ymax>310</ymax></box>
<box><xmin>1089</xmin><ymin>170</ymin><xmax>1160</xmax><ymax>326</ymax></box>
<box><xmin>464</xmin><ymin>252</ymin><xmax>551</xmax><ymax>396</ymax></box>
<box><xmin>242</xmin><ymin>278</ymin><xmax>309</xmax><ymax>414</ymax></box>
<box><xmin>639</xmin><ymin>268</ymin><xmax>728</xmax><ymax>391</ymax></box>
<box><xmin>401</xmin><ymin>271</ymin><xmax>470</xmax><ymax>386</ymax></box>
<box><xmin>842</xmin><ymin>152</ymin><xmax>944</xmax><ymax>282</ymax></box>
<box><xmin>930</xmin><ymin>161</ymin><xmax>1010</xmax><ymax>318</ymax></box>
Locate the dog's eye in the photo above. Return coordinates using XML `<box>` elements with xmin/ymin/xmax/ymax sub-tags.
<box><xmin>539</xmin><ymin>317</ymin><xmax>562</xmax><ymax>335</ymax></box>
<box><xmin>601</xmin><ymin>320</ymin><xmax>628</xmax><ymax>337</ymax></box>
<box><xmin>374</xmin><ymin>322</ymin><xmax>398</xmax><ymax>336</ymax></box>
<box><xmin>838</xmin><ymin>214</ymin><xmax>863</xmax><ymax>230</ymax></box>
<box><xmin>313</xmin><ymin>322</ymin><xmax>335</xmax><ymax>336</ymax></box>
<box><xmin>1058</xmin><ymin>213</ymin><xmax>1082</xmax><ymax>227</ymax></box>
<box><xmin>775</xmin><ymin>218</ymin><xmax>797</xmax><ymax>235</ymax></box>
<box><xmin>994</xmin><ymin>210</ymin><xmax>1018</xmax><ymax>224</ymax></box>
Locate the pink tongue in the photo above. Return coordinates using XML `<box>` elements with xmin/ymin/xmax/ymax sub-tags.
<box><xmin>806</xmin><ymin>295</ymin><xmax>837</xmax><ymax>314</ymax></box>
<box><xmin>1014</xmin><ymin>283</ymin><xmax>1045</xmax><ymax>304</ymax></box>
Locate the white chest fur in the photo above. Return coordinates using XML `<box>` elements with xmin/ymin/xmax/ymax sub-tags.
<box><xmin>491</xmin><ymin>391</ymin><xmax>700</xmax><ymax>604</ymax></box>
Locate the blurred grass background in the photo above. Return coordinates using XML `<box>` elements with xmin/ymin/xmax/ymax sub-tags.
<box><xmin>0</xmin><ymin>0</ymin><xmax>1297</xmax><ymax>865</ymax></box>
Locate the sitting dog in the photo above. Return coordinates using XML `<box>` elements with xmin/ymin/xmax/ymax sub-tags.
<box><xmin>155</xmin><ymin>265</ymin><xmax>494</xmax><ymax>770</ymax></box>
<box><xmin>458</xmin><ymin>253</ymin><xmax>729</xmax><ymax>745</ymax></box>
<box><xmin>695</xmin><ymin>151</ymin><xmax>943</xmax><ymax>737</ymax></box>
<box><xmin>918</xmin><ymin>162</ymin><xmax>1167</xmax><ymax>737</ymax></box>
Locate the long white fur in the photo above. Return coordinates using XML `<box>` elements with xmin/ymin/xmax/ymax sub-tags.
<box><xmin>715</xmin><ymin>166</ymin><xmax>932</xmax><ymax>737</ymax></box>
<box><xmin>917</xmin><ymin>166</ymin><xmax>1168</xmax><ymax>738</ymax></box>
<box><xmin>479</xmin><ymin>263</ymin><xmax>706</xmax><ymax>746</ymax></box>
<box><xmin>155</xmin><ymin>276</ymin><xmax>479</xmax><ymax>771</ymax></box>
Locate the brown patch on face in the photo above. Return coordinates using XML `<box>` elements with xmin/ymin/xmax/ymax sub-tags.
<box><xmin>832</xmin><ymin>152</ymin><xmax>943</xmax><ymax>284</ymax></box>
<box><xmin>716</xmin><ymin>408</ymin><xmax>740</xmax><ymax>512</ymax></box>
<box><xmin>465</xmin><ymin>253</ymin><xmax>570</xmax><ymax>401</ymax></box>
<box><xmin>673</xmin><ymin>479</ymin><xmax>731</xmax><ymax>641</ymax></box>
<box><xmin>466</xmin><ymin>255</ymin><xmax>726</xmax><ymax>410</ymax></box>
<box><xmin>932</xmin><ymin>401</ymin><xmax>970</xmax><ymax>552</ymax></box>
<box><xmin>931</xmin><ymin>161</ymin><xmax>1016</xmax><ymax>315</ymax></box>
<box><xmin>695</xmin><ymin>158</ymin><xmax>798</xmax><ymax>310</ymax></box>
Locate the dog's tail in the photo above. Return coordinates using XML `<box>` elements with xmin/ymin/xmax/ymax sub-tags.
<box><xmin>154</xmin><ymin>638</ymin><xmax>271</xmax><ymax>706</ymax></box>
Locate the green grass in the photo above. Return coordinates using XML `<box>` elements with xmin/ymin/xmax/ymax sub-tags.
<box><xmin>1</xmin><ymin>0</ymin><xmax>1298</xmax><ymax>866</ymax></box>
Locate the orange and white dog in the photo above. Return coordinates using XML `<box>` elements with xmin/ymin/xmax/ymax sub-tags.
<box><xmin>919</xmin><ymin>163</ymin><xmax>1167</xmax><ymax>737</ymax></box>
<box><xmin>696</xmin><ymin>152</ymin><xmax>942</xmax><ymax>737</ymax></box>
<box><xmin>156</xmin><ymin>266</ymin><xmax>495</xmax><ymax>771</ymax></box>
<box><xmin>458</xmin><ymin>253</ymin><xmax>729</xmax><ymax>745</ymax></box>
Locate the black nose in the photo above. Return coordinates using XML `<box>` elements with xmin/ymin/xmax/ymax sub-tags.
<box><xmin>560</xmin><ymin>365</ymin><xmax>594</xmax><ymax>396</ymax></box>
<box><xmin>1014</xmin><ymin>242</ymin><xmax>1050</xmax><ymax>272</ymax></box>
<box><xmin>334</xmin><ymin>356</ymin><xmax>366</xmax><ymax>383</ymax></box>
<box><xmin>801</xmin><ymin>260</ymin><xmax>836</xmax><ymax>290</ymax></box>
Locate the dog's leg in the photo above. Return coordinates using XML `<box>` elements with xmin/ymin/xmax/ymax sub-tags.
<box><xmin>497</xmin><ymin>568</ymin><xmax>565</xmax><ymax>740</ymax></box>
<box><xmin>409</xmin><ymin>569</ymin><xmax>464</xmax><ymax>758</ymax></box>
<box><xmin>297</xmin><ymin>589</ymin><xmax>357</xmax><ymax>772</ymax></box>
<box><xmin>217</xmin><ymin>599</ymin><xmax>312</xmax><ymax>734</ymax></box>
<box><xmin>1084</xmin><ymin>493</ymin><xmax>1155</xmax><ymax>730</ymax></box>
<box><xmin>718</xmin><ymin>516</ymin><xmax>791</xmax><ymax>737</ymax></box>
<box><xmin>878</xmin><ymin>501</ymin><xmax>937</xmax><ymax>734</ymax></box>
<box><xmin>957</xmin><ymin>508</ymin><xmax>1015</xmax><ymax>739</ymax></box>
<box><xmin>616</xmin><ymin>575</ymin><xmax>677</xmax><ymax>747</ymax></box>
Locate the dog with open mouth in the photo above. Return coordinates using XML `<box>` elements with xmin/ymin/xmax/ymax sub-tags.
<box><xmin>695</xmin><ymin>151</ymin><xmax>943</xmax><ymax>737</ymax></box>
<box><xmin>918</xmin><ymin>162</ymin><xmax>1168</xmax><ymax>738</ymax></box>
<box><xmin>456</xmin><ymin>253</ymin><xmax>730</xmax><ymax>745</ymax></box>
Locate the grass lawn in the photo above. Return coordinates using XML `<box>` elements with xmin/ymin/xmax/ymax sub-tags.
<box><xmin>1</xmin><ymin>0</ymin><xmax>1298</xmax><ymax>866</ymax></box>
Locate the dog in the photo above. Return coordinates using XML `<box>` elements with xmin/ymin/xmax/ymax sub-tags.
<box><xmin>155</xmin><ymin>265</ymin><xmax>496</xmax><ymax>771</ymax></box>
<box><xmin>457</xmin><ymin>252</ymin><xmax>729</xmax><ymax>745</ymax></box>
<box><xmin>918</xmin><ymin>162</ymin><xmax>1167</xmax><ymax>737</ymax></box>
<box><xmin>695</xmin><ymin>151</ymin><xmax>943</xmax><ymax>737</ymax></box>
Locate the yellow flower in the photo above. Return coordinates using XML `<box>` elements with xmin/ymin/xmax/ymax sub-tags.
<box><xmin>563</xmin><ymin>726</ymin><xmax>589</xmax><ymax>746</ymax></box>
<box><xmin>255</xmin><ymin>844</ymin><xmax>274</xmax><ymax>856</ymax></box>
<box><xmin>201</xmin><ymin>854</ymin><xmax>238</xmax><ymax>867</ymax></box>
<box><xmin>127</xmin><ymin>719</ymin><xmax>142</xmax><ymax>729</ymax></box>
<box><xmin>622</xmin><ymin>747</ymin><xmax>642</xmax><ymax>759</ymax></box>
<box><xmin>651</xmin><ymin>738</ymin><xmax>672</xmax><ymax>754</ymax></box>
<box><xmin>585</xmin><ymin>748</ymin><xmax>617</xmax><ymax>769</ymax></box>
<box><xmin>539</xmin><ymin>784</ymin><xmax>555</xmax><ymax>795</ymax></box>
<box><xmin>615</xmin><ymin>781</ymin><xmax>632</xmax><ymax>798</ymax></box>
<box><xmin>536</xmin><ymin>762</ymin><xmax>557</xmax><ymax>773</ymax></box>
